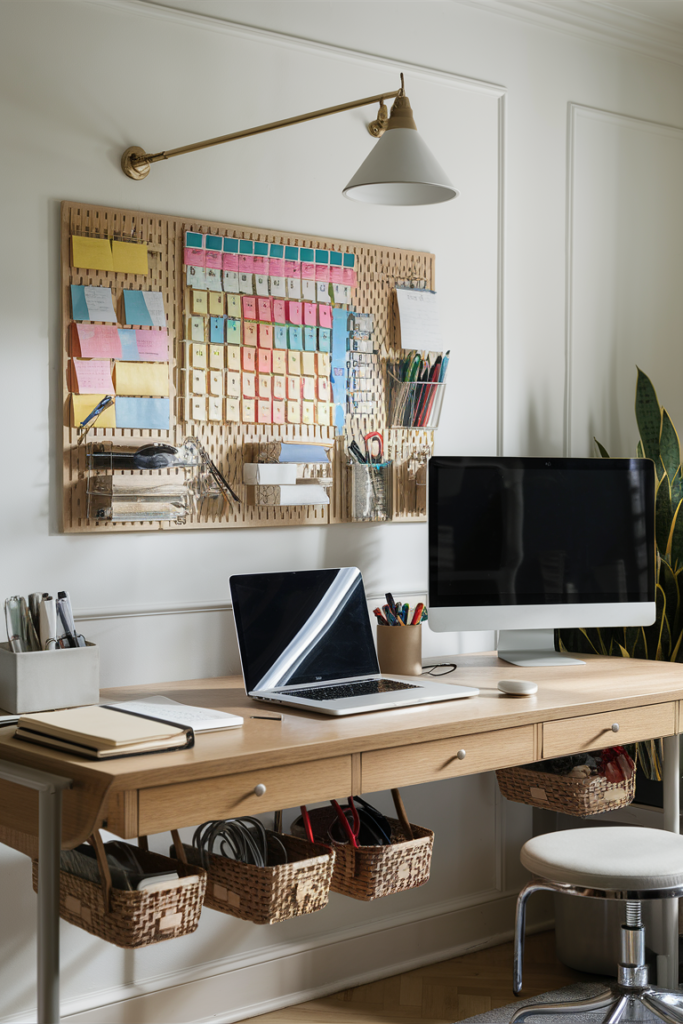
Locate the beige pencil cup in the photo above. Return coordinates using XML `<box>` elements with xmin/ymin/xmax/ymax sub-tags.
<box><xmin>376</xmin><ymin>623</ymin><xmax>422</xmax><ymax>677</ymax></box>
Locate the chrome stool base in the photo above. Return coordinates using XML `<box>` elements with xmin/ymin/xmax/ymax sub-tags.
<box><xmin>513</xmin><ymin>884</ymin><xmax>683</xmax><ymax>1024</ymax></box>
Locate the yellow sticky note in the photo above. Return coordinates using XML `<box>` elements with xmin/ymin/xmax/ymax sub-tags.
<box><xmin>72</xmin><ymin>394</ymin><xmax>116</xmax><ymax>428</ymax></box>
<box><xmin>227</xmin><ymin>294</ymin><xmax>241</xmax><ymax>318</ymax></box>
<box><xmin>71</xmin><ymin>236</ymin><xmax>114</xmax><ymax>273</ymax></box>
<box><xmin>192</xmin><ymin>291</ymin><xmax>208</xmax><ymax>315</ymax></box>
<box><xmin>301</xmin><ymin>352</ymin><xmax>315</xmax><ymax>376</ymax></box>
<box><xmin>209</xmin><ymin>292</ymin><xmax>225</xmax><ymax>316</ymax></box>
<box><xmin>114</xmin><ymin>362</ymin><xmax>169</xmax><ymax>397</ymax></box>
<box><xmin>112</xmin><ymin>240</ymin><xmax>149</xmax><ymax>276</ymax></box>
<box><xmin>210</xmin><ymin>345</ymin><xmax>226</xmax><ymax>370</ymax></box>
<box><xmin>302</xmin><ymin>401</ymin><xmax>315</xmax><ymax>425</ymax></box>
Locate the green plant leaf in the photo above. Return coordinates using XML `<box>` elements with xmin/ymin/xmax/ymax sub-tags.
<box><xmin>672</xmin><ymin>468</ymin><xmax>683</xmax><ymax>510</ymax></box>
<box><xmin>660</xmin><ymin>559</ymin><xmax>680</xmax><ymax>644</ymax></box>
<box><xmin>637</xmin><ymin>440</ymin><xmax>644</xmax><ymax>459</ymax></box>
<box><xmin>671</xmin><ymin>630</ymin><xmax>683</xmax><ymax>662</ymax></box>
<box><xmin>635</xmin><ymin>367</ymin><xmax>663</xmax><ymax>475</ymax></box>
<box><xmin>660</xmin><ymin>409</ymin><xmax>681</xmax><ymax>484</ymax></box>
<box><xmin>594</xmin><ymin>439</ymin><xmax>610</xmax><ymax>459</ymax></box>
<box><xmin>618</xmin><ymin>644</ymin><xmax>630</xmax><ymax>657</ymax></box>
<box><xmin>671</xmin><ymin>505</ymin><xmax>683</xmax><ymax>571</ymax></box>
<box><xmin>633</xmin><ymin>627</ymin><xmax>647</xmax><ymax>659</ymax></box>
<box><xmin>653</xmin><ymin>584</ymin><xmax>667</xmax><ymax>659</ymax></box>
<box><xmin>656</xmin><ymin>476</ymin><xmax>673</xmax><ymax>557</ymax></box>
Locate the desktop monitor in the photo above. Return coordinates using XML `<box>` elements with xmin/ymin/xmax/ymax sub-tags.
<box><xmin>428</xmin><ymin>456</ymin><xmax>656</xmax><ymax>666</ymax></box>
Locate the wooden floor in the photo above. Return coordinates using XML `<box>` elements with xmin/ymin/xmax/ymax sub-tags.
<box><xmin>239</xmin><ymin>931</ymin><xmax>595</xmax><ymax>1023</ymax></box>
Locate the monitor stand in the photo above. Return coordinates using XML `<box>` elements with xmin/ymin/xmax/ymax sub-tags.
<box><xmin>497</xmin><ymin>629</ymin><xmax>585</xmax><ymax>668</ymax></box>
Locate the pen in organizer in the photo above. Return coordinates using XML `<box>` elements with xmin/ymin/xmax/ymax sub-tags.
<box><xmin>377</xmin><ymin>596</ymin><xmax>428</xmax><ymax>626</ymax></box>
<box><xmin>39</xmin><ymin>595</ymin><xmax>57</xmax><ymax>650</ymax></box>
<box><xmin>56</xmin><ymin>591</ymin><xmax>86</xmax><ymax>648</ymax></box>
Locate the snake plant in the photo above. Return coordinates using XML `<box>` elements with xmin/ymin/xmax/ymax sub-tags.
<box><xmin>556</xmin><ymin>367</ymin><xmax>682</xmax><ymax>780</ymax></box>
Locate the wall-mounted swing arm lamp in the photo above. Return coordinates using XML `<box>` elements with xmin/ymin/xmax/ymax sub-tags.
<box><xmin>121</xmin><ymin>74</ymin><xmax>458</xmax><ymax>207</ymax></box>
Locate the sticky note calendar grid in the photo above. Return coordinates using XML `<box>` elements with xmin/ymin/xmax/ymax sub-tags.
<box><xmin>62</xmin><ymin>199</ymin><xmax>435</xmax><ymax>533</ymax></box>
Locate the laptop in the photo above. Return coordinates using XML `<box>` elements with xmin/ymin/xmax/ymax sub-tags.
<box><xmin>229</xmin><ymin>567</ymin><xmax>479</xmax><ymax>716</ymax></box>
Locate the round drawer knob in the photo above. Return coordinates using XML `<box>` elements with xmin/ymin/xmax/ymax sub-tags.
<box><xmin>611</xmin><ymin>723</ymin><xmax>620</xmax><ymax>733</ymax></box>
<box><xmin>456</xmin><ymin>749</ymin><xmax>466</xmax><ymax>760</ymax></box>
<box><xmin>254</xmin><ymin>783</ymin><xmax>267</xmax><ymax>797</ymax></box>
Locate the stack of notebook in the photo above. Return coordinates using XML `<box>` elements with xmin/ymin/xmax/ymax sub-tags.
<box><xmin>14</xmin><ymin>705</ymin><xmax>194</xmax><ymax>759</ymax></box>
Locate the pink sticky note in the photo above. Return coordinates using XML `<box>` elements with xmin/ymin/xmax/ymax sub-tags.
<box><xmin>257</xmin><ymin>350</ymin><xmax>272</xmax><ymax>373</ymax></box>
<box><xmin>315</xmin><ymin>264</ymin><xmax>330</xmax><ymax>283</ymax></box>
<box><xmin>287</xmin><ymin>301</ymin><xmax>302</xmax><ymax>325</ymax></box>
<box><xmin>303</xmin><ymin>303</ymin><xmax>317</xmax><ymax>327</ymax></box>
<box><xmin>268</xmin><ymin>258</ymin><xmax>284</xmax><ymax>277</ymax></box>
<box><xmin>239</xmin><ymin>254</ymin><xmax>255</xmax><ymax>274</ymax></box>
<box><xmin>184</xmin><ymin>247</ymin><xmax>206</xmax><ymax>267</ymax></box>
<box><xmin>318</xmin><ymin>305</ymin><xmax>332</xmax><ymax>330</ymax></box>
<box><xmin>73</xmin><ymin>323</ymin><xmax>122</xmax><ymax>359</ymax></box>
<box><xmin>223</xmin><ymin>252</ymin><xmax>239</xmax><ymax>272</ymax></box>
<box><xmin>253</xmin><ymin>257</ymin><xmax>268</xmax><ymax>276</ymax></box>
<box><xmin>272</xmin><ymin>399</ymin><xmax>285</xmax><ymax>424</ymax></box>
<box><xmin>301</xmin><ymin>262</ymin><xmax>316</xmax><ymax>281</ymax></box>
<box><xmin>329</xmin><ymin>264</ymin><xmax>344</xmax><ymax>284</ymax></box>
<box><xmin>343</xmin><ymin>267</ymin><xmax>357</xmax><ymax>287</ymax></box>
<box><xmin>257</xmin><ymin>297</ymin><xmax>272</xmax><ymax>321</ymax></box>
<box><xmin>272</xmin><ymin>299</ymin><xmax>286</xmax><ymax>323</ymax></box>
<box><xmin>242</xmin><ymin>296</ymin><xmax>257</xmax><ymax>319</ymax></box>
<box><xmin>71</xmin><ymin>358</ymin><xmax>114</xmax><ymax>394</ymax></box>
<box><xmin>284</xmin><ymin>260</ymin><xmax>300</xmax><ymax>277</ymax></box>
<box><xmin>135</xmin><ymin>330</ymin><xmax>169</xmax><ymax>361</ymax></box>
<box><xmin>242</xmin><ymin>348</ymin><xmax>256</xmax><ymax>372</ymax></box>
<box><xmin>204</xmin><ymin>250</ymin><xmax>223</xmax><ymax>270</ymax></box>
<box><xmin>258</xmin><ymin>324</ymin><xmax>273</xmax><ymax>349</ymax></box>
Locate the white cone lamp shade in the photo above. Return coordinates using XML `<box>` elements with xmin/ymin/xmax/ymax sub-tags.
<box><xmin>343</xmin><ymin>94</ymin><xmax>458</xmax><ymax>206</ymax></box>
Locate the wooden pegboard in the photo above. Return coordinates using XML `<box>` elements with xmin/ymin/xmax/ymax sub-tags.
<box><xmin>61</xmin><ymin>201</ymin><xmax>435</xmax><ymax>533</ymax></box>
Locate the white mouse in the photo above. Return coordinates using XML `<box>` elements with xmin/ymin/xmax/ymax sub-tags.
<box><xmin>498</xmin><ymin>678</ymin><xmax>538</xmax><ymax>696</ymax></box>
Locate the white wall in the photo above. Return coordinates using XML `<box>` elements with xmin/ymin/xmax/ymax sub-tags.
<box><xmin>1</xmin><ymin>1</ymin><xmax>683</xmax><ymax>1020</ymax></box>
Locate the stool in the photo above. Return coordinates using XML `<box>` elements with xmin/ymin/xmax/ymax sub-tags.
<box><xmin>512</xmin><ymin>826</ymin><xmax>683</xmax><ymax>1023</ymax></box>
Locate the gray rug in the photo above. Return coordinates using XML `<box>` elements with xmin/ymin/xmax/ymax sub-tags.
<box><xmin>460</xmin><ymin>980</ymin><xmax>658</xmax><ymax>1022</ymax></box>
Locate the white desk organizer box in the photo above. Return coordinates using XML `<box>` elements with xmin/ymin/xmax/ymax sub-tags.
<box><xmin>0</xmin><ymin>642</ymin><xmax>99</xmax><ymax>714</ymax></box>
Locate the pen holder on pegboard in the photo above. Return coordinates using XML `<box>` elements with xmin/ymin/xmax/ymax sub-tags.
<box><xmin>387</xmin><ymin>373</ymin><xmax>446</xmax><ymax>430</ymax></box>
<box><xmin>348</xmin><ymin>462</ymin><xmax>393</xmax><ymax>522</ymax></box>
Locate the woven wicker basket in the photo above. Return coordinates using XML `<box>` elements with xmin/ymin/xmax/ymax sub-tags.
<box><xmin>32</xmin><ymin>830</ymin><xmax>206</xmax><ymax>948</ymax></box>
<box><xmin>291</xmin><ymin>810</ymin><xmax>434</xmax><ymax>901</ymax></box>
<box><xmin>174</xmin><ymin>831</ymin><xmax>335</xmax><ymax>925</ymax></box>
<box><xmin>496</xmin><ymin>765</ymin><xmax>635</xmax><ymax>817</ymax></box>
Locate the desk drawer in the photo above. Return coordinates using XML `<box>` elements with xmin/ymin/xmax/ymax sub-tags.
<box><xmin>138</xmin><ymin>755</ymin><xmax>351</xmax><ymax>834</ymax></box>
<box><xmin>543</xmin><ymin>703</ymin><xmax>676</xmax><ymax>760</ymax></box>
<box><xmin>361</xmin><ymin>726</ymin><xmax>535</xmax><ymax>792</ymax></box>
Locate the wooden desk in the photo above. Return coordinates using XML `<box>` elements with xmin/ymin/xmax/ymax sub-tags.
<box><xmin>1</xmin><ymin>653</ymin><xmax>682</xmax><ymax>1021</ymax></box>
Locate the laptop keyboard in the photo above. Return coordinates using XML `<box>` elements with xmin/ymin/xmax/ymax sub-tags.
<box><xmin>293</xmin><ymin>678</ymin><xmax>421</xmax><ymax>701</ymax></box>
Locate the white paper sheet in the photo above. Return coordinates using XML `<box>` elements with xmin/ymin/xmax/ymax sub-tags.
<box><xmin>395</xmin><ymin>288</ymin><xmax>442</xmax><ymax>352</ymax></box>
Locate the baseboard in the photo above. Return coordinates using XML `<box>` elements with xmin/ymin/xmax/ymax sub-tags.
<box><xmin>34</xmin><ymin>896</ymin><xmax>552</xmax><ymax>1024</ymax></box>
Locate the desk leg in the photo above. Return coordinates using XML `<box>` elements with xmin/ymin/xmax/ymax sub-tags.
<box><xmin>38</xmin><ymin>787</ymin><xmax>63</xmax><ymax>1024</ymax></box>
<box><xmin>661</xmin><ymin>734</ymin><xmax>680</xmax><ymax>990</ymax></box>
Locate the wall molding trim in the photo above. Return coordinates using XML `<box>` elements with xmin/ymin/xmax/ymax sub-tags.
<box><xmin>2</xmin><ymin>890</ymin><xmax>550</xmax><ymax>1024</ymax></box>
<box><xmin>563</xmin><ymin>103</ymin><xmax>683</xmax><ymax>456</ymax></box>
<box><xmin>459</xmin><ymin>0</ymin><xmax>683</xmax><ymax>67</ymax></box>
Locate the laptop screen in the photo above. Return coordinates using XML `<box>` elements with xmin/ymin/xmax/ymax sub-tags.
<box><xmin>230</xmin><ymin>568</ymin><xmax>379</xmax><ymax>693</ymax></box>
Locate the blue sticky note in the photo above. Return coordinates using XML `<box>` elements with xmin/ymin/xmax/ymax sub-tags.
<box><xmin>343</xmin><ymin>253</ymin><xmax>355</xmax><ymax>268</ymax></box>
<box><xmin>185</xmin><ymin>231</ymin><xmax>203</xmax><ymax>248</ymax></box>
<box><xmin>285</xmin><ymin>246</ymin><xmax>299</xmax><ymax>262</ymax></box>
<box><xmin>275</xmin><ymin>443</ymin><xmax>329</xmax><ymax>464</ymax></box>
<box><xmin>123</xmin><ymin>290</ymin><xmax>153</xmax><ymax>327</ymax></box>
<box><xmin>210</xmin><ymin>317</ymin><xmax>225</xmax><ymax>344</ymax></box>
<box><xmin>288</xmin><ymin>326</ymin><xmax>303</xmax><ymax>351</ymax></box>
<box><xmin>315</xmin><ymin>250</ymin><xmax>329</xmax><ymax>265</ymax></box>
<box><xmin>115</xmin><ymin>397</ymin><xmax>170</xmax><ymax>430</ymax></box>
<box><xmin>70</xmin><ymin>285</ymin><xmax>89</xmax><ymax>321</ymax></box>
<box><xmin>299</xmin><ymin>248</ymin><xmax>314</xmax><ymax>263</ymax></box>
<box><xmin>224</xmin><ymin>237</ymin><xmax>239</xmax><ymax>253</ymax></box>
<box><xmin>304</xmin><ymin>327</ymin><xmax>317</xmax><ymax>351</ymax></box>
<box><xmin>274</xmin><ymin>325</ymin><xmax>288</xmax><ymax>349</ymax></box>
<box><xmin>239</xmin><ymin>240</ymin><xmax>253</xmax><ymax>255</ymax></box>
<box><xmin>205</xmin><ymin>235</ymin><xmax>223</xmax><ymax>252</ymax></box>
<box><xmin>329</xmin><ymin>251</ymin><xmax>342</xmax><ymax>267</ymax></box>
<box><xmin>270</xmin><ymin>244</ymin><xmax>284</xmax><ymax>260</ymax></box>
<box><xmin>254</xmin><ymin>241</ymin><xmax>268</xmax><ymax>257</ymax></box>
<box><xmin>118</xmin><ymin>329</ymin><xmax>139</xmax><ymax>361</ymax></box>
<box><xmin>318</xmin><ymin>328</ymin><xmax>331</xmax><ymax>353</ymax></box>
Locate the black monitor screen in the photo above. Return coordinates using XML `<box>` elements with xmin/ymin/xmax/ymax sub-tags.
<box><xmin>428</xmin><ymin>457</ymin><xmax>655</xmax><ymax>607</ymax></box>
<box><xmin>230</xmin><ymin>568</ymin><xmax>379</xmax><ymax>692</ymax></box>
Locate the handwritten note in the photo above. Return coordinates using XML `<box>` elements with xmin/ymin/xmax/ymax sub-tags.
<box><xmin>71</xmin><ymin>358</ymin><xmax>115</xmax><ymax>394</ymax></box>
<box><xmin>395</xmin><ymin>288</ymin><xmax>442</xmax><ymax>352</ymax></box>
<box><xmin>112</xmin><ymin>241</ymin><xmax>149</xmax><ymax>276</ymax></box>
<box><xmin>71</xmin><ymin>236</ymin><xmax>114</xmax><ymax>272</ymax></box>
<box><xmin>123</xmin><ymin>289</ymin><xmax>167</xmax><ymax>328</ymax></box>
<box><xmin>71</xmin><ymin>285</ymin><xmax>117</xmax><ymax>323</ymax></box>
<box><xmin>115</xmin><ymin>397</ymin><xmax>170</xmax><ymax>430</ymax></box>
<box><xmin>72</xmin><ymin>324</ymin><xmax>122</xmax><ymax>359</ymax></box>
<box><xmin>135</xmin><ymin>330</ymin><xmax>169</xmax><ymax>361</ymax></box>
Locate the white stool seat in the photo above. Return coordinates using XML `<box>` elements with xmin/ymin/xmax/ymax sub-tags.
<box><xmin>521</xmin><ymin>826</ymin><xmax>683</xmax><ymax>891</ymax></box>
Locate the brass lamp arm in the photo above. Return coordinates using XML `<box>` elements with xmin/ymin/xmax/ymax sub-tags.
<box><xmin>122</xmin><ymin>87</ymin><xmax>401</xmax><ymax>180</ymax></box>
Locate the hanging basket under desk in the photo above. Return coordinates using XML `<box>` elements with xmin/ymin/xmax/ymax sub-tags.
<box><xmin>496</xmin><ymin>765</ymin><xmax>635</xmax><ymax>817</ymax></box>
<box><xmin>172</xmin><ymin>831</ymin><xmax>335</xmax><ymax>925</ymax></box>
<box><xmin>32</xmin><ymin>831</ymin><xmax>206</xmax><ymax>948</ymax></box>
<box><xmin>291</xmin><ymin>810</ymin><xmax>434</xmax><ymax>901</ymax></box>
